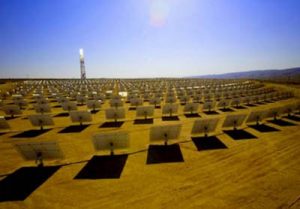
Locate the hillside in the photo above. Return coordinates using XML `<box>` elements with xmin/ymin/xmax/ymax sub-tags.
<box><xmin>191</xmin><ymin>67</ymin><xmax>300</xmax><ymax>83</ymax></box>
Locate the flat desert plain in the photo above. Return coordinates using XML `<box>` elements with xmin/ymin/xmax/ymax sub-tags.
<box><xmin>0</xmin><ymin>81</ymin><xmax>299</xmax><ymax>209</ymax></box>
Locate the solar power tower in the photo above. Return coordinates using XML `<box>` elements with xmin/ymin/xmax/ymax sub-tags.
<box><xmin>79</xmin><ymin>48</ymin><xmax>86</xmax><ymax>80</ymax></box>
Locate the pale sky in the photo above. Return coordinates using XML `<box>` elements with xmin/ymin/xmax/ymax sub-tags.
<box><xmin>0</xmin><ymin>0</ymin><xmax>300</xmax><ymax>78</ymax></box>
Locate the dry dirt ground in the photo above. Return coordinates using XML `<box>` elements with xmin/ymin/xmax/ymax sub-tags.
<box><xmin>0</xmin><ymin>82</ymin><xmax>299</xmax><ymax>209</ymax></box>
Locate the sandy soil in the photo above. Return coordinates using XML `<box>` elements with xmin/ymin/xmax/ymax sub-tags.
<box><xmin>0</xmin><ymin>82</ymin><xmax>299</xmax><ymax>209</ymax></box>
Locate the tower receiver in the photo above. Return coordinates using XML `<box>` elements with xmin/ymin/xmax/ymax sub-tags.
<box><xmin>79</xmin><ymin>48</ymin><xmax>86</xmax><ymax>80</ymax></box>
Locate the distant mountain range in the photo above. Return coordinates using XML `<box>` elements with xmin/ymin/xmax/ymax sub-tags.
<box><xmin>190</xmin><ymin>67</ymin><xmax>300</xmax><ymax>83</ymax></box>
<box><xmin>1</xmin><ymin>67</ymin><xmax>300</xmax><ymax>83</ymax></box>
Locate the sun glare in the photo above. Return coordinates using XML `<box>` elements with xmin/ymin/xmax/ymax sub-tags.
<box><xmin>149</xmin><ymin>0</ymin><xmax>170</xmax><ymax>27</ymax></box>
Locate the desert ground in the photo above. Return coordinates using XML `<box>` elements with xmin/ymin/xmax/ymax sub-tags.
<box><xmin>0</xmin><ymin>79</ymin><xmax>299</xmax><ymax>209</ymax></box>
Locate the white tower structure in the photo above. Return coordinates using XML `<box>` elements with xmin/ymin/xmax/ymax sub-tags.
<box><xmin>79</xmin><ymin>48</ymin><xmax>86</xmax><ymax>80</ymax></box>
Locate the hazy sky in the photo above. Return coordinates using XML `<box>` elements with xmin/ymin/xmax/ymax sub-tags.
<box><xmin>1</xmin><ymin>0</ymin><xmax>300</xmax><ymax>78</ymax></box>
